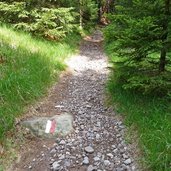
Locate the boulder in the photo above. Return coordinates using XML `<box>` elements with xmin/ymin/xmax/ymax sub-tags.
<box><xmin>22</xmin><ymin>113</ymin><xmax>73</xmax><ymax>138</ymax></box>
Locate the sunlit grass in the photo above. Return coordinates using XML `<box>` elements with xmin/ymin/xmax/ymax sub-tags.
<box><xmin>0</xmin><ymin>25</ymin><xmax>80</xmax><ymax>140</ymax></box>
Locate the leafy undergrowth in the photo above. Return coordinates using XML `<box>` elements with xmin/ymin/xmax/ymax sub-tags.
<box><xmin>107</xmin><ymin>74</ymin><xmax>171</xmax><ymax>171</ymax></box>
<box><xmin>0</xmin><ymin>25</ymin><xmax>80</xmax><ymax>141</ymax></box>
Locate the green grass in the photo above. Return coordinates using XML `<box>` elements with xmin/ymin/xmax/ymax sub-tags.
<box><xmin>0</xmin><ymin>25</ymin><xmax>80</xmax><ymax>141</ymax></box>
<box><xmin>107</xmin><ymin>66</ymin><xmax>171</xmax><ymax>170</ymax></box>
<box><xmin>104</xmin><ymin>35</ymin><xmax>171</xmax><ymax>170</ymax></box>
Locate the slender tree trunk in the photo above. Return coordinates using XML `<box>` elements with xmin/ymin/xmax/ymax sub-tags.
<box><xmin>159</xmin><ymin>0</ymin><xmax>170</xmax><ymax>72</ymax></box>
<box><xmin>159</xmin><ymin>47</ymin><xmax>167</xmax><ymax>72</ymax></box>
<box><xmin>97</xmin><ymin>0</ymin><xmax>102</xmax><ymax>23</ymax></box>
<box><xmin>109</xmin><ymin>0</ymin><xmax>115</xmax><ymax>13</ymax></box>
<box><xmin>79</xmin><ymin>0</ymin><xmax>83</xmax><ymax>29</ymax></box>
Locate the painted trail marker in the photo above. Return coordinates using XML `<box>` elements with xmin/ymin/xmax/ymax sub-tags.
<box><xmin>22</xmin><ymin>113</ymin><xmax>73</xmax><ymax>138</ymax></box>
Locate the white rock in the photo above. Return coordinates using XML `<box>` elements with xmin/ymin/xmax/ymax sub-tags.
<box><xmin>123</xmin><ymin>154</ymin><xmax>128</xmax><ymax>159</ymax></box>
<box><xmin>75</xmin><ymin>128</ymin><xmax>80</xmax><ymax>133</ymax></box>
<box><xmin>112</xmin><ymin>145</ymin><xmax>116</xmax><ymax>149</ymax></box>
<box><xmin>96</xmin><ymin>134</ymin><xmax>100</xmax><ymax>140</ymax></box>
<box><xmin>83</xmin><ymin>156</ymin><xmax>89</xmax><ymax>165</ymax></box>
<box><xmin>64</xmin><ymin>161</ymin><xmax>71</xmax><ymax>167</ymax></box>
<box><xmin>124</xmin><ymin>158</ymin><xmax>132</xmax><ymax>165</ymax></box>
<box><xmin>104</xmin><ymin>160</ymin><xmax>111</xmax><ymax>166</ymax></box>
<box><xmin>85</xmin><ymin>146</ymin><xmax>94</xmax><ymax>153</ymax></box>
<box><xmin>97</xmin><ymin>122</ymin><xmax>101</xmax><ymax>127</ymax></box>
<box><xmin>59</xmin><ymin>154</ymin><xmax>65</xmax><ymax>160</ymax></box>
<box><xmin>50</xmin><ymin>149</ymin><xmax>56</xmax><ymax>154</ymax></box>
<box><xmin>94</xmin><ymin>156</ymin><xmax>100</xmax><ymax>161</ymax></box>
<box><xmin>107</xmin><ymin>153</ymin><xmax>113</xmax><ymax>158</ymax></box>
<box><xmin>97</xmin><ymin>152</ymin><xmax>102</xmax><ymax>157</ymax></box>
<box><xmin>66</xmin><ymin>151</ymin><xmax>70</xmax><ymax>155</ymax></box>
<box><xmin>80</xmin><ymin>125</ymin><xmax>84</xmax><ymax>129</ymax></box>
<box><xmin>87</xmin><ymin>165</ymin><xmax>96</xmax><ymax>171</ymax></box>
<box><xmin>52</xmin><ymin>161</ymin><xmax>60</xmax><ymax>171</ymax></box>
<box><xmin>59</xmin><ymin>140</ymin><xmax>66</xmax><ymax>145</ymax></box>
<box><xmin>113</xmin><ymin>149</ymin><xmax>118</xmax><ymax>153</ymax></box>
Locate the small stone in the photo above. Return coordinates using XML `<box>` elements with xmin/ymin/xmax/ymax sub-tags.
<box><xmin>112</xmin><ymin>145</ymin><xmax>116</xmax><ymax>149</ymax></box>
<box><xmin>59</xmin><ymin>154</ymin><xmax>65</xmax><ymax>160</ymax></box>
<box><xmin>87</xmin><ymin>165</ymin><xmax>97</xmax><ymax>171</ymax></box>
<box><xmin>116</xmin><ymin>168</ymin><xmax>124</xmax><ymax>171</ymax></box>
<box><xmin>124</xmin><ymin>158</ymin><xmax>132</xmax><ymax>165</ymax></box>
<box><xmin>104</xmin><ymin>160</ymin><xmax>110</xmax><ymax>166</ymax></box>
<box><xmin>109</xmin><ymin>138</ymin><xmax>114</xmax><ymax>142</ymax></box>
<box><xmin>52</xmin><ymin>161</ymin><xmax>60</xmax><ymax>171</ymax></box>
<box><xmin>113</xmin><ymin>149</ymin><xmax>118</xmax><ymax>153</ymax></box>
<box><xmin>64</xmin><ymin>161</ymin><xmax>71</xmax><ymax>167</ymax></box>
<box><xmin>86</xmin><ymin>105</ymin><xmax>91</xmax><ymax>108</ymax></box>
<box><xmin>96</xmin><ymin>134</ymin><xmax>100</xmax><ymax>140</ymax></box>
<box><xmin>59</xmin><ymin>140</ymin><xmax>66</xmax><ymax>145</ymax></box>
<box><xmin>55</xmin><ymin>105</ymin><xmax>64</xmax><ymax>108</ymax></box>
<box><xmin>119</xmin><ymin>125</ymin><xmax>125</xmax><ymax>129</ymax></box>
<box><xmin>28</xmin><ymin>166</ymin><xmax>32</xmax><ymax>169</ymax></box>
<box><xmin>116</xmin><ymin>134</ymin><xmax>121</xmax><ymax>138</ymax></box>
<box><xmin>97</xmin><ymin>122</ymin><xmax>101</xmax><ymax>127</ymax></box>
<box><xmin>80</xmin><ymin>125</ymin><xmax>84</xmax><ymax>130</ymax></box>
<box><xmin>93</xmin><ymin>127</ymin><xmax>98</xmax><ymax>132</ymax></box>
<box><xmin>120</xmin><ymin>149</ymin><xmax>125</xmax><ymax>154</ymax></box>
<box><xmin>83</xmin><ymin>156</ymin><xmax>89</xmax><ymax>165</ymax></box>
<box><xmin>50</xmin><ymin>149</ymin><xmax>56</xmax><ymax>154</ymax></box>
<box><xmin>97</xmin><ymin>152</ymin><xmax>102</xmax><ymax>157</ymax></box>
<box><xmin>123</xmin><ymin>154</ymin><xmax>128</xmax><ymax>159</ymax></box>
<box><xmin>109</xmin><ymin>163</ymin><xmax>115</xmax><ymax>170</ymax></box>
<box><xmin>132</xmin><ymin>165</ymin><xmax>136</xmax><ymax>171</ymax></box>
<box><xmin>85</xmin><ymin>146</ymin><xmax>94</xmax><ymax>153</ymax></box>
<box><xmin>75</xmin><ymin>129</ymin><xmax>79</xmax><ymax>134</ymax></box>
<box><xmin>94</xmin><ymin>156</ymin><xmax>100</xmax><ymax>161</ymax></box>
<box><xmin>107</xmin><ymin>153</ymin><xmax>113</xmax><ymax>158</ymax></box>
<box><xmin>77</xmin><ymin>154</ymin><xmax>81</xmax><ymax>159</ymax></box>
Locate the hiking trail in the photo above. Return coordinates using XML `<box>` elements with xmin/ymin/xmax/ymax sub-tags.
<box><xmin>12</xmin><ymin>30</ymin><xmax>139</xmax><ymax>171</ymax></box>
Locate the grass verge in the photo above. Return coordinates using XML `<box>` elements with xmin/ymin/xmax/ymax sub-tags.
<box><xmin>106</xmin><ymin>57</ymin><xmax>171</xmax><ymax>170</ymax></box>
<box><xmin>0</xmin><ymin>25</ymin><xmax>80</xmax><ymax>141</ymax></box>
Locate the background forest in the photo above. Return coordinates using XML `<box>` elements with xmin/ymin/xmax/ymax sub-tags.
<box><xmin>0</xmin><ymin>0</ymin><xmax>171</xmax><ymax>171</ymax></box>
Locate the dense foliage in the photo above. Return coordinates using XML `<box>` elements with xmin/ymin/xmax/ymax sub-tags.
<box><xmin>0</xmin><ymin>0</ymin><xmax>99</xmax><ymax>39</ymax></box>
<box><xmin>105</xmin><ymin>1</ymin><xmax>171</xmax><ymax>170</ymax></box>
<box><xmin>104</xmin><ymin>0</ymin><xmax>171</xmax><ymax>97</ymax></box>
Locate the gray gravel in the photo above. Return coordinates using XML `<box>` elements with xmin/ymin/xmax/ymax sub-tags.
<box><xmin>25</xmin><ymin>30</ymin><xmax>138</xmax><ymax>171</ymax></box>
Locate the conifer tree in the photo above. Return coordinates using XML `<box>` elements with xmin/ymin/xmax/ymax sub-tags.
<box><xmin>105</xmin><ymin>0</ymin><xmax>171</xmax><ymax>96</ymax></box>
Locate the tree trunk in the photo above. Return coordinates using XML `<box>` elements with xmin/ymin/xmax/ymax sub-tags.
<box><xmin>97</xmin><ymin>0</ymin><xmax>102</xmax><ymax>23</ymax></box>
<box><xmin>109</xmin><ymin>0</ymin><xmax>115</xmax><ymax>13</ymax></box>
<box><xmin>79</xmin><ymin>0</ymin><xmax>83</xmax><ymax>29</ymax></box>
<box><xmin>159</xmin><ymin>0</ymin><xmax>170</xmax><ymax>72</ymax></box>
<box><xmin>159</xmin><ymin>47</ymin><xmax>167</xmax><ymax>72</ymax></box>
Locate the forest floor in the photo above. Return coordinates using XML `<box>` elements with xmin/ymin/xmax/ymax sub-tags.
<box><xmin>8</xmin><ymin>30</ymin><xmax>140</xmax><ymax>171</ymax></box>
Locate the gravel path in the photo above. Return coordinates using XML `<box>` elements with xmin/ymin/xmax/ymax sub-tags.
<box><xmin>13</xmin><ymin>30</ymin><xmax>138</xmax><ymax>171</ymax></box>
